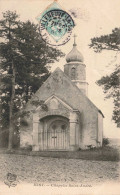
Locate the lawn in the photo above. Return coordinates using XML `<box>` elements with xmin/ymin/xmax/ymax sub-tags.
<box><xmin>0</xmin><ymin>146</ymin><xmax>119</xmax><ymax>162</ymax></box>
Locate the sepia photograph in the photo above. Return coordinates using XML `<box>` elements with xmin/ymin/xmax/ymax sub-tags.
<box><xmin>0</xmin><ymin>0</ymin><xmax>120</xmax><ymax>194</ymax></box>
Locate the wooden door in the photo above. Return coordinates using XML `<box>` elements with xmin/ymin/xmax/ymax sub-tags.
<box><xmin>47</xmin><ymin>120</ymin><xmax>68</xmax><ymax>150</ymax></box>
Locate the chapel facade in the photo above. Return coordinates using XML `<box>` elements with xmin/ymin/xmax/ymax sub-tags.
<box><xmin>20</xmin><ymin>38</ymin><xmax>104</xmax><ymax>151</ymax></box>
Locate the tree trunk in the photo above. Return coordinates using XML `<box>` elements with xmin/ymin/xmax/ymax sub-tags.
<box><xmin>8</xmin><ymin>60</ymin><xmax>15</xmax><ymax>150</ymax></box>
<box><xmin>25</xmin><ymin>84</ymin><xmax>29</xmax><ymax>102</ymax></box>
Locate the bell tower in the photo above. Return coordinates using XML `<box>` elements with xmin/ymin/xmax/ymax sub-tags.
<box><xmin>64</xmin><ymin>35</ymin><xmax>88</xmax><ymax>96</ymax></box>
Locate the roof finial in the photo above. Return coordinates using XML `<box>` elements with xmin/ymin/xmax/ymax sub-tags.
<box><xmin>73</xmin><ymin>34</ymin><xmax>77</xmax><ymax>46</ymax></box>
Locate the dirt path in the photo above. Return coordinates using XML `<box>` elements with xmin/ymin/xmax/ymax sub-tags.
<box><xmin>0</xmin><ymin>154</ymin><xmax>119</xmax><ymax>185</ymax></box>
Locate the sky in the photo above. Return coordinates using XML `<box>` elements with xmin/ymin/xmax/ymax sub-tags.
<box><xmin>0</xmin><ymin>0</ymin><xmax>120</xmax><ymax>138</ymax></box>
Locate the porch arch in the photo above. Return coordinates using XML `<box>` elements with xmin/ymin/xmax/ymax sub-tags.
<box><xmin>39</xmin><ymin>115</ymin><xmax>69</xmax><ymax>150</ymax></box>
<box><xmin>39</xmin><ymin>111</ymin><xmax>70</xmax><ymax>121</ymax></box>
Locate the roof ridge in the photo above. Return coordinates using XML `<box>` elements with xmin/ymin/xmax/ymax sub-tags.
<box><xmin>52</xmin><ymin>68</ymin><xmax>104</xmax><ymax>115</ymax></box>
<box><xmin>27</xmin><ymin>67</ymin><xmax>104</xmax><ymax>117</ymax></box>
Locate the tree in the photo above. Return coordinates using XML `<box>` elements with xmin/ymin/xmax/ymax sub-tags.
<box><xmin>89</xmin><ymin>28</ymin><xmax>120</xmax><ymax>127</ymax></box>
<box><xmin>0</xmin><ymin>11</ymin><xmax>21</xmax><ymax>150</ymax></box>
<box><xmin>0</xmin><ymin>11</ymin><xmax>64</xmax><ymax>149</ymax></box>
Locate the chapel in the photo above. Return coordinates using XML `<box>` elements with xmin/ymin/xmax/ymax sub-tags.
<box><xmin>20</xmin><ymin>37</ymin><xmax>104</xmax><ymax>151</ymax></box>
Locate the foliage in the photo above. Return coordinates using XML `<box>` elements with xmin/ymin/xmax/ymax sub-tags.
<box><xmin>90</xmin><ymin>28</ymin><xmax>120</xmax><ymax>127</ymax></box>
<box><xmin>31</xmin><ymin>100</ymin><xmax>48</xmax><ymax>111</ymax></box>
<box><xmin>103</xmin><ymin>138</ymin><xmax>109</xmax><ymax>146</ymax></box>
<box><xmin>90</xmin><ymin>28</ymin><xmax>120</xmax><ymax>52</ymax></box>
<box><xmin>0</xmin><ymin>130</ymin><xmax>9</xmax><ymax>147</ymax></box>
<box><xmin>97</xmin><ymin>64</ymin><xmax>120</xmax><ymax>125</ymax></box>
<box><xmin>20</xmin><ymin>119</ymin><xmax>29</xmax><ymax>127</ymax></box>
<box><xmin>0</xmin><ymin>11</ymin><xmax>64</xmax><ymax>148</ymax></box>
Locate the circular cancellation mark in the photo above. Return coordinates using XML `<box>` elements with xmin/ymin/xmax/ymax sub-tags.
<box><xmin>39</xmin><ymin>9</ymin><xmax>75</xmax><ymax>46</ymax></box>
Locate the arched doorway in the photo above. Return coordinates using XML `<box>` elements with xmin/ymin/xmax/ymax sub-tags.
<box><xmin>48</xmin><ymin>120</ymin><xmax>68</xmax><ymax>150</ymax></box>
<box><xmin>39</xmin><ymin>116</ymin><xmax>69</xmax><ymax>150</ymax></box>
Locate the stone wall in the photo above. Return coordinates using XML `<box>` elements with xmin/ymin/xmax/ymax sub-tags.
<box><xmin>20</xmin><ymin>115</ymin><xmax>33</xmax><ymax>149</ymax></box>
<box><xmin>64</xmin><ymin>62</ymin><xmax>86</xmax><ymax>80</ymax></box>
<box><xmin>97</xmin><ymin>112</ymin><xmax>103</xmax><ymax>146</ymax></box>
<box><xmin>20</xmin><ymin>68</ymin><xmax>103</xmax><ymax>150</ymax></box>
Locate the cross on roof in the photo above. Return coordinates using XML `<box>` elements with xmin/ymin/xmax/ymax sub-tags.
<box><xmin>73</xmin><ymin>34</ymin><xmax>77</xmax><ymax>46</ymax></box>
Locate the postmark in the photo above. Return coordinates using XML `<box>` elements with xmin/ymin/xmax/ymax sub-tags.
<box><xmin>39</xmin><ymin>9</ymin><xmax>75</xmax><ymax>46</ymax></box>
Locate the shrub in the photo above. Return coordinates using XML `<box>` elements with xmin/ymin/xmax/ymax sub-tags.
<box><xmin>103</xmin><ymin>138</ymin><xmax>109</xmax><ymax>146</ymax></box>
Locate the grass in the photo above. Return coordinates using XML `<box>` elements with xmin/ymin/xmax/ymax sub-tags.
<box><xmin>0</xmin><ymin>146</ymin><xmax>119</xmax><ymax>162</ymax></box>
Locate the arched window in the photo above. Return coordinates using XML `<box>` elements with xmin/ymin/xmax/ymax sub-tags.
<box><xmin>71</xmin><ymin>67</ymin><xmax>76</xmax><ymax>80</ymax></box>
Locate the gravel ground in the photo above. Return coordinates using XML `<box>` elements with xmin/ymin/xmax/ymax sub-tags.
<box><xmin>0</xmin><ymin>154</ymin><xmax>119</xmax><ymax>185</ymax></box>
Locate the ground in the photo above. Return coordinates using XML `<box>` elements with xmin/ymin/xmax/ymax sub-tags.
<box><xmin>0</xmin><ymin>153</ymin><xmax>119</xmax><ymax>185</ymax></box>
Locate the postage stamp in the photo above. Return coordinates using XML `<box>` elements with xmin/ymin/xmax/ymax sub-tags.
<box><xmin>39</xmin><ymin>9</ymin><xmax>75</xmax><ymax>46</ymax></box>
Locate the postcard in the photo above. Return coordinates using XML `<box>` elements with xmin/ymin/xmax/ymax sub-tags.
<box><xmin>0</xmin><ymin>0</ymin><xmax>119</xmax><ymax>194</ymax></box>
